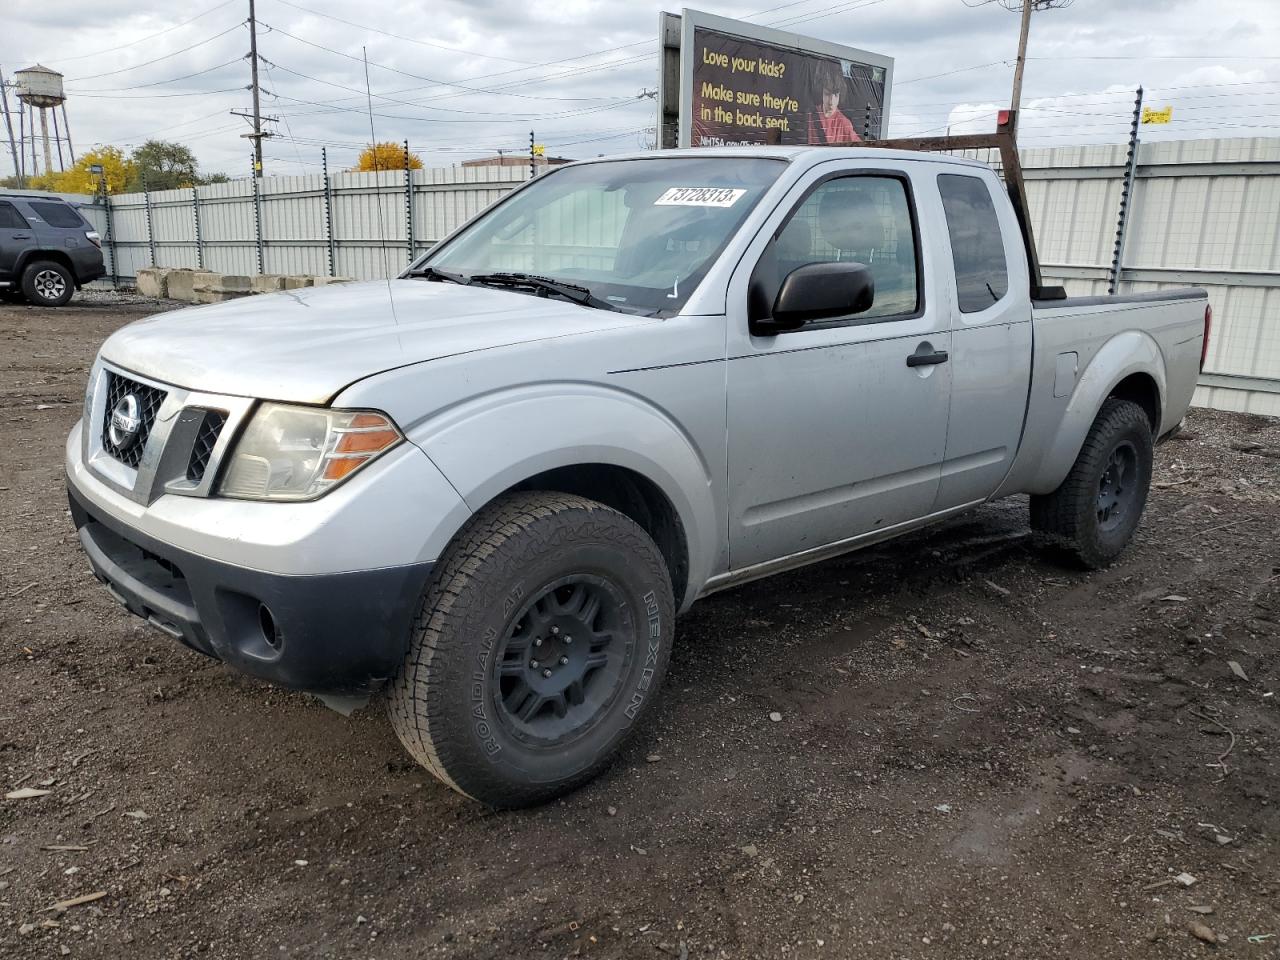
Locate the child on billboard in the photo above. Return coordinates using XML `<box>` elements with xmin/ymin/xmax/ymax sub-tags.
<box><xmin>807</xmin><ymin>60</ymin><xmax>860</xmax><ymax>145</ymax></box>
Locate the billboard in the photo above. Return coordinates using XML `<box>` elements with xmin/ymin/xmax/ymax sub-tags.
<box><xmin>657</xmin><ymin>9</ymin><xmax>893</xmax><ymax>149</ymax></box>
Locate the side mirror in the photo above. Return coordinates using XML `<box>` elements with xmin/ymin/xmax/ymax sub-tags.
<box><xmin>752</xmin><ymin>262</ymin><xmax>875</xmax><ymax>335</ymax></box>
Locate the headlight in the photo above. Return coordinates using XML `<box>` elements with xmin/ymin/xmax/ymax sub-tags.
<box><xmin>217</xmin><ymin>403</ymin><xmax>403</xmax><ymax>501</ymax></box>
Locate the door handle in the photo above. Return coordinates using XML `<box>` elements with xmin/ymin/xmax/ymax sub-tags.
<box><xmin>11</xmin><ymin>233</ymin><xmax>31</xmax><ymax>239</ymax></box>
<box><xmin>906</xmin><ymin>350</ymin><xmax>949</xmax><ymax>367</ymax></box>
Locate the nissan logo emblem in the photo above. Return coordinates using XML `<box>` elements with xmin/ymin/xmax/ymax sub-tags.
<box><xmin>109</xmin><ymin>394</ymin><xmax>142</xmax><ymax>449</ymax></box>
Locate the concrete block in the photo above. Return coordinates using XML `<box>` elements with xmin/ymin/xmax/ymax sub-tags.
<box><xmin>195</xmin><ymin>290</ymin><xmax>250</xmax><ymax>304</ymax></box>
<box><xmin>281</xmin><ymin>275</ymin><xmax>313</xmax><ymax>290</ymax></box>
<box><xmin>252</xmin><ymin>275</ymin><xmax>286</xmax><ymax>294</ymax></box>
<box><xmin>136</xmin><ymin>267</ymin><xmax>170</xmax><ymax>299</ymax></box>
<box><xmin>312</xmin><ymin>275</ymin><xmax>353</xmax><ymax>285</ymax></box>
<box><xmin>212</xmin><ymin>274</ymin><xmax>252</xmax><ymax>293</ymax></box>
<box><xmin>167</xmin><ymin>269</ymin><xmax>197</xmax><ymax>303</ymax></box>
<box><xmin>192</xmin><ymin>271</ymin><xmax>220</xmax><ymax>292</ymax></box>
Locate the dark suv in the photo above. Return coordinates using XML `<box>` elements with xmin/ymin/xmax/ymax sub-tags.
<box><xmin>0</xmin><ymin>193</ymin><xmax>105</xmax><ymax>307</ymax></box>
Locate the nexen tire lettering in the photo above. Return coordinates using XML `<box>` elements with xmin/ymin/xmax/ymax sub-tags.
<box><xmin>626</xmin><ymin>590</ymin><xmax>662</xmax><ymax>720</ymax></box>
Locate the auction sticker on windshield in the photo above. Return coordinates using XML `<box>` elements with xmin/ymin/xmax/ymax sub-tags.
<box><xmin>654</xmin><ymin>187</ymin><xmax>747</xmax><ymax>207</ymax></box>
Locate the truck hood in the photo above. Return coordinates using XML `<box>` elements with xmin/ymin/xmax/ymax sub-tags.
<box><xmin>100</xmin><ymin>279</ymin><xmax>652</xmax><ymax>403</ymax></box>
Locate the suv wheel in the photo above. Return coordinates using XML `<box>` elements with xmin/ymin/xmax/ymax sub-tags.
<box><xmin>1031</xmin><ymin>398</ymin><xmax>1154</xmax><ymax>569</ymax></box>
<box><xmin>21</xmin><ymin>260</ymin><xmax>74</xmax><ymax>307</ymax></box>
<box><xmin>387</xmin><ymin>491</ymin><xmax>674</xmax><ymax>808</ymax></box>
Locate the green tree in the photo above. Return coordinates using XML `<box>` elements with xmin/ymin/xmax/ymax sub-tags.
<box><xmin>128</xmin><ymin>139</ymin><xmax>201</xmax><ymax>191</ymax></box>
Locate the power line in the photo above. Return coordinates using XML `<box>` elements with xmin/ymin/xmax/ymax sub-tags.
<box><xmin>259</xmin><ymin>21</ymin><xmax>646</xmax><ymax>102</ymax></box>
<box><xmin>771</xmin><ymin>0</ymin><xmax>890</xmax><ymax>29</ymax></box>
<box><xmin>37</xmin><ymin>0</ymin><xmax>239</xmax><ymax>65</ymax></box>
<box><xmin>66</xmin><ymin>57</ymin><xmax>245</xmax><ymax>93</ymax></box>
<box><xmin>66</xmin><ymin>21</ymin><xmax>246</xmax><ymax>81</ymax></box>
<box><xmin>261</xmin><ymin>87</ymin><xmax>649</xmax><ymax>125</ymax></box>
<box><xmin>268</xmin><ymin>0</ymin><xmax>540</xmax><ymax>65</ymax></box>
<box><xmin>66</xmin><ymin>86</ymin><xmax>247</xmax><ymax>100</ymax></box>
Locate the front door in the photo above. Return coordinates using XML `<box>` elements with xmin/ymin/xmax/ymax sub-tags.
<box><xmin>726</xmin><ymin>170</ymin><xmax>953</xmax><ymax>570</ymax></box>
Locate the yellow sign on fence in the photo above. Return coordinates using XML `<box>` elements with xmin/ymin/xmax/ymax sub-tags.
<box><xmin>1141</xmin><ymin>106</ymin><xmax>1173</xmax><ymax>125</ymax></box>
<box><xmin>532</xmin><ymin>144</ymin><xmax>546</xmax><ymax>157</ymax></box>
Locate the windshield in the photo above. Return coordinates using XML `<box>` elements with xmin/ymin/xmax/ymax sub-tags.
<box><xmin>414</xmin><ymin>156</ymin><xmax>786</xmax><ymax>315</ymax></box>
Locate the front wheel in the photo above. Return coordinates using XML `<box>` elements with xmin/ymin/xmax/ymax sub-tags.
<box><xmin>387</xmin><ymin>492</ymin><xmax>674</xmax><ymax>808</ymax></box>
<box><xmin>1031</xmin><ymin>397</ymin><xmax>1154</xmax><ymax>569</ymax></box>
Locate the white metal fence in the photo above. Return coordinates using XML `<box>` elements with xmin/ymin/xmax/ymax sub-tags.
<box><xmin>79</xmin><ymin>164</ymin><xmax>529</xmax><ymax>285</ymax></box>
<box><xmin>1021</xmin><ymin>137</ymin><xmax>1280</xmax><ymax>417</ymax></box>
<box><xmin>70</xmin><ymin>137</ymin><xmax>1279</xmax><ymax>415</ymax></box>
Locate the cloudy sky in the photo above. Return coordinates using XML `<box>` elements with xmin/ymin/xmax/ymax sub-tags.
<box><xmin>3</xmin><ymin>0</ymin><xmax>1279</xmax><ymax>179</ymax></box>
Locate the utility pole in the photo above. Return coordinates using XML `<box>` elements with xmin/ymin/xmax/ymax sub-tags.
<box><xmin>1009</xmin><ymin>0</ymin><xmax>1033</xmax><ymax>132</ymax></box>
<box><xmin>964</xmin><ymin>1</ymin><xmax>1074</xmax><ymax>136</ymax></box>
<box><xmin>248</xmin><ymin>0</ymin><xmax>265</xmax><ymax>176</ymax></box>
<box><xmin>0</xmin><ymin>67</ymin><xmax>22</xmax><ymax>188</ymax></box>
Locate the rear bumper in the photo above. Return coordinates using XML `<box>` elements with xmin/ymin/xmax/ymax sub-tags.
<box><xmin>73</xmin><ymin>248</ymin><xmax>105</xmax><ymax>285</ymax></box>
<box><xmin>69</xmin><ymin>483</ymin><xmax>432</xmax><ymax>695</ymax></box>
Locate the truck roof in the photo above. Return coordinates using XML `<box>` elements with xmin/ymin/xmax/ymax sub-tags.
<box><xmin>574</xmin><ymin>146</ymin><xmax>993</xmax><ymax>171</ymax></box>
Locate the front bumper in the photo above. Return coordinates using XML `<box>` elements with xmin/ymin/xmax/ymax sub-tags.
<box><xmin>70</xmin><ymin>483</ymin><xmax>432</xmax><ymax>694</ymax></box>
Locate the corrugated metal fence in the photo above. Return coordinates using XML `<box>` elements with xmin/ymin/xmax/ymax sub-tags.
<box><xmin>73</xmin><ymin>137</ymin><xmax>1279</xmax><ymax>415</ymax></box>
<box><xmin>1021</xmin><ymin>137</ymin><xmax>1280</xmax><ymax>417</ymax></box>
<box><xmin>80</xmin><ymin>164</ymin><xmax>529</xmax><ymax>284</ymax></box>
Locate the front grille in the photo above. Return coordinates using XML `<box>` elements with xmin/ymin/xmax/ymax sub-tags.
<box><xmin>186</xmin><ymin>410</ymin><xmax>227</xmax><ymax>483</ymax></box>
<box><xmin>101</xmin><ymin>372</ymin><xmax>167</xmax><ymax>468</ymax></box>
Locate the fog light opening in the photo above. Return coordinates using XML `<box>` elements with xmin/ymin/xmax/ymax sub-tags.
<box><xmin>258</xmin><ymin>603</ymin><xmax>283</xmax><ymax>650</ymax></box>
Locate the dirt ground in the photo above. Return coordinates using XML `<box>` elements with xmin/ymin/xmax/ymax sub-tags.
<box><xmin>1</xmin><ymin>292</ymin><xmax>1278</xmax><ymax>960</ymax></box>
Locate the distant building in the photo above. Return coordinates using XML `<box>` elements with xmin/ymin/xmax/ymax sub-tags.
<box><xmin>461</xmin><ymin>155</ymin><xmax>573</xmax><ymax>169</ymax></box>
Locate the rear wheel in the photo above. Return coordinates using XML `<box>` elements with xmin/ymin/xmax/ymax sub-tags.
<box><xmin>21</xmin><ymin>260</ymin><xmax>74</xmax><ymax>307</ymax></box>
<box><xmin>1031</xmin><ymin>398</ymin><xmax>1154</xmax><ymax>568</ymax></box>
<box><xmin>387</xmin><ymin>491</ymin><xmax>674</xmax><ymax>808</ymax></box>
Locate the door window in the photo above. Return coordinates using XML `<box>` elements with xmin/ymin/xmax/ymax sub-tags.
<box><xmin>938</xmin><ymin>174</ymin><xmax>1009</xmax><ymax>313</ymax></box>
<box><xmin>761</xmin><ymin>175</ymin><xmax>920</xmax><ymax>324</ymax></box>
<box><xmin>0</xmin><ymin>201</ymin><xmax>29</xmax><ymax>229</ymax></box>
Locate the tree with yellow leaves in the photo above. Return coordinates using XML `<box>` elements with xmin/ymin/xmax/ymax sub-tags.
<box><xmin>350</xmin><ymin>142</ymin><xmax>423</xmax><ymax>172</ymax></box>
<box><xmin>30</xmin><ymin>147</ymin><xmax>137</xmax><ymax>195</ymax></box>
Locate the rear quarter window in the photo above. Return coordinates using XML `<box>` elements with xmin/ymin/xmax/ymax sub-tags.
<box><xmin>938</xmin><ymin>173</ymin><xmax>1010</xmax><ymax>313</ymax></box>
<box><xmin>28</xmin><ymin>201</ymin><xmax>86</xmax><ymax>229</ymax></box>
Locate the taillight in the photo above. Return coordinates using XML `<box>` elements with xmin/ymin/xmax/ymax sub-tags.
<box><xmin>1200</xmin><ymin>303</ymin><xmax>1212</xmax><ymax>372</ymax></box>
<box><xmin>85</xmin><ymin>230</ymin><xmax>102</xmax><ymax>249</ymax></box>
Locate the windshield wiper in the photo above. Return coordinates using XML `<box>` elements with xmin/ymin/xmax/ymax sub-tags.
<box><xmin>468</xmin><ymin>272</ymin><xmax>620</xmax><ymax>312</ymax></box>
<box><xmin>415</xmin><ymin>266</ymin><xmax>470</xmax><ymax>285</ymax></box>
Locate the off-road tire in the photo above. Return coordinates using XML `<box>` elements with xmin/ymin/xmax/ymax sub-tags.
<box><xmin>387</xmin><ymin>491</ymin><xmax>674</xmax><ymax>808</ymax></box>
<box><xmin>20</xmin><ymin>260</ymin><xmax>74</xmax><ymax>307</ymax></box>
<box><xmin>1031</xmin><ymin>398</ymin><xmax>1154</xmax><ymax>569</ymax></box>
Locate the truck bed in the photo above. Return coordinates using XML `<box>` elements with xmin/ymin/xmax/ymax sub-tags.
<box><xmin>997</xmin><ymin>286</ymin><xmax>1210</xmax><ymax>498</ymax></box>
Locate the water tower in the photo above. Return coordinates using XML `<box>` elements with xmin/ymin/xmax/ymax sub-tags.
<box><xmin>5</xmin><ymin>64</ymin><xmax>75</xmax><ymax>179</ymax></box>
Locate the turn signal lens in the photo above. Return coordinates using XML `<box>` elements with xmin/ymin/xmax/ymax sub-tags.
<box><xmin>334</xmin><ymin>427</ymin><xmax>401</xmax><ymax>455</ymax></box>
<box><xmin>218</xmin><ymin>404</ymin><xmax>403</xmax><ymax>501</ymax></box>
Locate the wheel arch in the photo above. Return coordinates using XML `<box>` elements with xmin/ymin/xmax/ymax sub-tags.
<box><xmin>503</xmin><ymin>463</ymin><xmax>690</xmax><ymax>607</ymax></box>
<box><xmin>17</xmin><ymin>250</ymin><xmax>78</xmax><ymax>286</ymax></box>
<box><xmin>1022</xmin><ymin>332</ymin><xmax>1167</xmax><ymax>495</ymax></box>
<box><xmin>407</xmin><ymin>385</ymin><xmax>721</xmax><ymax>611</ymax></box>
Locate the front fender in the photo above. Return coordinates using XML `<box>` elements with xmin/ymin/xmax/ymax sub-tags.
<box><xmin>406</xmin><ymin>383</ymin><xmax>719</xmax><ymax>610</ymax></box>
<box><xmin>1024</xmin><ymin>331</ymin><xmax>1166</xmax><ymax>494</ymax></box>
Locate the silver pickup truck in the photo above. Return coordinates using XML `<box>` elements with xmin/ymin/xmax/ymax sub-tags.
<box><xmin>66</xmin><ymin>146</ymin><xmax>1210</xmax><ymax>807</ymax></box>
